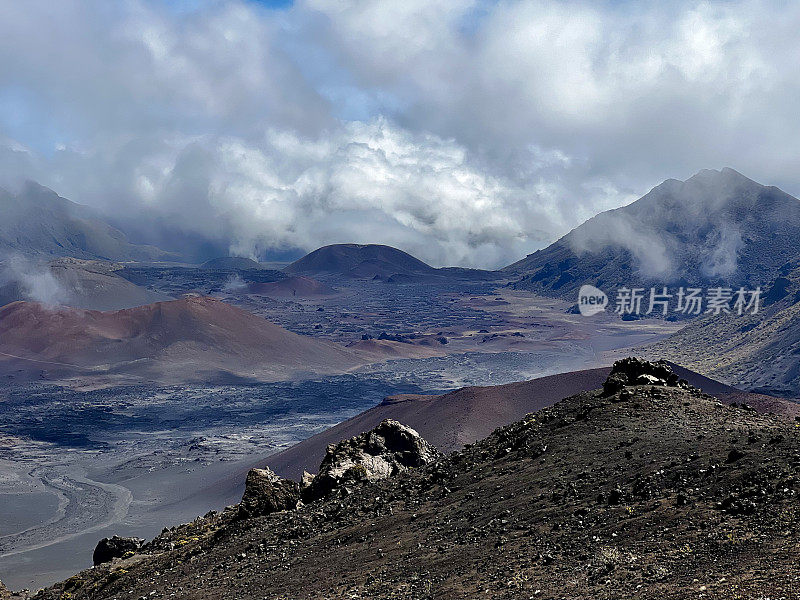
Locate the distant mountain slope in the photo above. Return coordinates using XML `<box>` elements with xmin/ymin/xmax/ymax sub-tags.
<box><xmin>0</xmin><ymin>257</ymin><xmax>172</xmax><ymax>310</ymax></box>
<box><xmin>0</xmin><ymin>182</ymin><xmax>171</xmax><ymax>261</ymax></box>
<box><xmin>201</xmin><ymin>257</ymin><xmax>263</xmax><ymax>270</ymax></box>
<box><xmin>648</xmin><ymin>263</ymin><xmax>800</xmax><ymax>396</ymax></box>
<box><xmin>115</xmin><ymin>264</ymin><xmax>286</xmax><ymax>298</ymax></box>
<box><xmin>286</xmin><ymin>243</ymin><xmax>501</xmax><ymax>281</ymax></box>
<box><xmin>285</xmin><ymin>243</ymin><xmax>436</xmax><ymax>278</ymax></box>
<box><xmin>0</xmin><ymin>296</ymin><xmax>365</xmax><ymax>383</ymax></box>
<box><xmin>507</xmin><ymin>168</ymin><xmax>800</xmax><ymax>298</ymax></box>
<box><xmin>264</xmin><ymin>364</ymin><xmax>795</xmax><ymax>480</ymax></box>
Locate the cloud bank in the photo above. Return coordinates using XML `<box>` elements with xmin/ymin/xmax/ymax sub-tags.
<box><xmin>2</xmin><ymin>0</ymin><xmax>800</xmax><ymax>267</ymax></box>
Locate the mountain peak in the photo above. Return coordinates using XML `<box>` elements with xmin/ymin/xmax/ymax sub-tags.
<box><xmin>684</xmin><ymin>167</ymin><xmax>758</xmax><ymax>187</ymax></box>
<box><xmin>285</xmin><ymin>243</ymin><xmax>435</xmax><ymax>278</ymax></box>
<box><xmin>506</xmin><ymin>169</ymin><xmax>800</xmax><ymax>295</ymax></box>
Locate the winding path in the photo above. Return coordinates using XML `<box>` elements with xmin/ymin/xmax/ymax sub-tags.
<box><xmin>0</xmin><ymin>467</ymin><xmax>132</xmax><ymax>558</ymax></box>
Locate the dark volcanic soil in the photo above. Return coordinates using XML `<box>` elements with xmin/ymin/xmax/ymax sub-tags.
<box><xmin>31</xmin><ymin>371</ymin><xmax>800</xmax><ymax>599</ymax></box>
<box><xmin>266</xmin><ymin>363</ymin><xmax>799</xmax><ymax>481</ymax></box>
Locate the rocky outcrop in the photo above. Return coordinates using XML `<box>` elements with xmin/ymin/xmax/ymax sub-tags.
<box><xmin>238</xmin><ymin>467</ymin><xmax>300</xmax><ymax>519</ymax></box>
<box><xmin>302</xmin><ymin>419</ymin><xmax>440</xmax><ymax>502</ymax></box>
<box><xmin>0</xmin><ymin>579</ymin><xmax>10</xmax><ymax>600</ymax></box>
<box><xmin>92</xmin><ymin>536</ymin><xmax>144</xmax><ymax>565</ymax></box>
<box><xmin>237</xmin><ymin>421</ymin><xmax>437</xmax><ymax>518</ymax></box>
<box><xmin>603</xmin><ymin>357</ymin><xmax>685</xmax><ymax>396</ymax></box>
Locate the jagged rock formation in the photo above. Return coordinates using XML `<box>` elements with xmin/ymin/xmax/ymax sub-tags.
<box><xmin>301</xmin><ymin>419</ymin><xmax>440</xmax><ymax>502</ymax></box>
<box><xmin>602</xmin><ymin>357</ymin><xmax>685</xmax><ymax>395</ymax></box>
<box><xmin>92</xmin><ymin>536</ymin><xmax>144</xmax><ymax>565</ymax></box>
<box><xmin>0</xmin><ymin>579</ymin><xmax>10</xmax><ymax>600</ymax></box>
<box><xmin>35</xmin><ymin>363</ymin><xmax>800</xmax><ymax>599</ymax></box>
<box><xmin>238</xmin><ymin>467</ymin><xmax>300</xmax><ymax>519</ymax></box>
<box><xmin>236</xmin><ymin>420</ymin><xmax>437</xmax><ymax>520</ymax></box>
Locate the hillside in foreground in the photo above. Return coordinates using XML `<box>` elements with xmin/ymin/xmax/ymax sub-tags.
<box><xmin>264</xmin><ymin>363</ymin><xmax>798</xmax><ymax>480</ymax></box>
<box><xmin>25</xmin><ymin>359</ymin><xmax>800</xmax><ymax>599</ymax></box>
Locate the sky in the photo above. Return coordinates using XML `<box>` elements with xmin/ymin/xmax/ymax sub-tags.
<box><xmin>2</xmin><ymin>0</ymin><xmax>800</xmax><ymax>267</ymax></box>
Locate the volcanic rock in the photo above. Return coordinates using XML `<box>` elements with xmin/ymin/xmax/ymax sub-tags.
<box><xmin>302</xmin><ymin>419</ymin><xmax>439</xmax><ymax>502</ymax></box>
<box><xmin>602</xmin><ymin>357</ymin><xmax>682</xmax><ymax>395</ymax></box>
<box><xmin>92</xmin><ymin>536</ymin><xmax>144</xmax><ymax>565</ymax></box>
<box><xmin>285</xmin><ymin>243</ymin><xmax>500</xmax><ymax>282</ymax></box>
<box><xmin>285</xmin><ymin>244</ymin><xmax>436</xmax><ymax>279</ymax></box>
<box><xmin>238</xmin><ymin>467</ymin><xmax>300</xmax><ymax>519</ymax></box>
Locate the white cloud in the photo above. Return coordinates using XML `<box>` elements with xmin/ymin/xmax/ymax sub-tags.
<box><xmin>0</xmin><ymin>255</ymin><xmax>69</xmax><ymax>306</ymax></box>
<box><xmin>2</xmin><ymin>0</ymin><xmax>800</xmax><ymax>267</ymax></box>
<box><xmin>63</xmin><ymin>119</ymin><xmax>573</xmax><ymax>267</ymax></box>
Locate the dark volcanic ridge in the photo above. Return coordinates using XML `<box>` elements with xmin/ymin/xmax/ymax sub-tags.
<box><xmin>265</xmin><ymin>362</ymin><xmax>799</xmax><ymax>480</ymax></box>
<box><xmin>27</xmin><ymin>358</ymin><xmax>800</xmax><ymax>600</ymax></box>
<box><xmin>285</xmin><ymin>243</ymin><xmax>501</xmax><ymax>282</ymax></box>
<box><xmin>285</xmin><ymin>243</ymin><xmax>435</xmax><ymax>278</ymax></box>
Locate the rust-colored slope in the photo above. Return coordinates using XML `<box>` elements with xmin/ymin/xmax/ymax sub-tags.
<box><xmin>266</xmin><ymin>367</ymin><xmax>612</xmax><ymax>479</ymax></box>
<box><xmin>0</xmin><ymin>297</ymin><xmax>363</xmax><ymax>382</ymax></box>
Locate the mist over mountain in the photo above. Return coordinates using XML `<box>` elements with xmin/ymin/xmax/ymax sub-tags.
<box><xmin>6</xmin><ymin>2</ymin><xmax>800</xmax><ymax>598</ymax></box>
<box><xmin>507</xmin><ymin>169</ymin><xmax>800</xmax><ymax>297</ymax></box>
<box><xmin>0</xmin><ymin>257</ymin><xmax>171</xmax><ymax>310</ymax></box>
<box><xmin>0</xmin><ymin>182</ymin><xmax>172</xmax><ymax>262</ymax></box>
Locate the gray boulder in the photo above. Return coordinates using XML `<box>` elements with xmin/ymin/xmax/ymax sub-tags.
<box><xmin>303</xmin><ymin>419</ymin><xmax>439</xmax><ymax>502</ymax></box>
<box><xmin>238</xmin><ymin>467</ymin><xmax>300</xmax><ymax>519</ymax></box>
<box><xmin>92</xmin><ymin>535</ymin><xmax>144</xmax><ymax>565</ymax></box>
